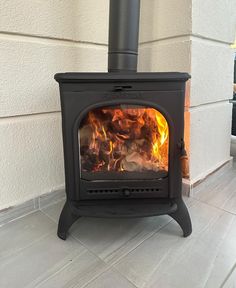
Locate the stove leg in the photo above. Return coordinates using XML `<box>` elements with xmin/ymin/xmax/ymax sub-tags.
<box><xmin>169</xmin><ymin>198</ymin><xmax>192</xmax><ymax>237</ymax></box>
<box><xmin>57</xmin><ymin>201</ymin><xmax>80</xmax><ymax>240</ymax></box>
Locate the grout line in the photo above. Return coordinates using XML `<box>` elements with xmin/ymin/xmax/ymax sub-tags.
<box><xmin>39</xmin><ymin>196</ymin><xmax>66</xmax><ymax>211</ymax></box>
<box><xmin>190</xmin><ymin>34</ymin><xmax>233</xmax><ymax>46</ymax></box>
<box><xmin>40</xmin><ymin>207</ymin><xmax>110</xmax><ymax>268</ymax></box>
<box><xmin>38</xmin><ymin>207</ymin><xmax>114</xmax><ymax>288</ymax></box>
<box><xmin>189</xmin><ymin>99</ymin><xmax>232</xmax><ymax>111</ymax></box>
<box><xmin>0</xmin><ymin>98</ymin><xmax>231</xmax><ymax>120</ymax></box>
<box><xmin>78</xmin><ymin>268</ymin><xmax>114</xmax><ymax>288</ymax></box>
<box><xmin>40</xmin><ymin>201</ymin><xmax>173</xmax><ymax>269</ymax></box>
<box><xmin>0</xmin><ymin>208</ymin><xmax>38</xmax><ymax>228</ymax></box>
<box><xmin>0</xmin><ymin>189</ymin><xmax>65</xmax><ymax>227</ymax></box>
<box><xmin>0</xmin><ymin>227</ymin><xmax>55</xmax><ymax>267</ymax></box>
<box><xmin>1</xmin><ymin>31</ymin><xmax>231</xmax><ymax>48</ymax></box>
<box><xmin>40</xmin><ymin>209</ymin><xmax>58</xmax><ymax>223</ymax></box>
<box><xmin>191</xmin><ymin>196</ymin><xmax>236</xmax><ymax>216</ymax></box>
<box><xmin>107</xmin><ymin>266</ymin><xmax>139</xmax><ymax>288</ymax></box>
<box><xmin>33</xmin><ymin>249</ymin><xmax>92</xmax><ymax>288</ymax></box>
<box><xmin>0</xmin><ymin>110</ymin><xmax>61</xmax><ymax>120</ymax></box>
<box><xmin>140</xmin><ymin>35</ymin><xmax>192</xmax><ymax>48</ymax></box>
<box><xmin>67</xmin><ymin>235</ymin><xmax>118</xmax><ymax>288</ymax></box>
<box><xmin>140</xmin><ymin>34</ymin><xmax>191</xmax><ymax>46</ymax></box>
<box><xmin>70</xmin><ymin>233</ymin><xmax>108</xmax><ymax>264</ymax></box>
<box><xmin>113</xmin><ymin>198</ymin><xmax>234</xmax><ymax>288</ymax></box>
<box><xmin>220</xmin><ymin>262</ymin><xmax>236</xmax><ymax>288</ymax></box>
<box><xmin>0</xmin><ymin>31</ymin><xmax>108</xmax><ymax>48</ymax></box>
<box><xmin>110</xmin><ymin>218</ymin><xmax>173</xmax><ymax>267</ymax></box>
<box><xmin>140</xmin><ymin>33</ymin><xmax>232</xmax><ymax>47</ymax></box>
<box><xmin>203</xmin><ymin>215</ymin><xmax>236</xmax><ymax>288</ymax></box>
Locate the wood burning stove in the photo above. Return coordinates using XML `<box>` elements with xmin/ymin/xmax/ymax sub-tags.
<box><xmin>55</xmin><ymin>0</ymin><xmax>192</xmax><ymax>240</ymax></box>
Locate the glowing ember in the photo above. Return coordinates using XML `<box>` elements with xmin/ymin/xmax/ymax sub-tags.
<box><xmin>79</xmin><ymin>105</ymin><xmax>169</xmax><ymax>173</ymax></box>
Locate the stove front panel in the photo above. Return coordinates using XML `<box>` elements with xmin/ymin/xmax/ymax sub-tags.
<box><xmin>58</xmin><ymin>74</ymin><xmax>187</xmax><ymax>201</ymax></box>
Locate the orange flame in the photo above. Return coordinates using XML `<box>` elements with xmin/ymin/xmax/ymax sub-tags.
<box><xmin>80</xmin><ymin>106</ymin><xmax>169</xmax><ymax>173</ymax></box>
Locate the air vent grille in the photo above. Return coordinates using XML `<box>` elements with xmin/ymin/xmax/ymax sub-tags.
<box><xmin>129</xmin><ymin>188</ymin><xmax>160</xmax><ymax>192</ymax></box>
<box><xmin>88</xmin><ymin>188</ymin><xmax>160</xmax><ymax>194</ymax></box>
<box><xmin>88</xmin><ymin>189</ymin><xmax>119</xmax><ymax>194</ymax></box>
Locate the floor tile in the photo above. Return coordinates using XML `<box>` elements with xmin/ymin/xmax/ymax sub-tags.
<box><xmin>193</xmin><ymin>169</ymin><xmax>236</xmax><ymax>210</ymax></box>
<box><xmin>71</xmin><ymin>214</ymin><xmax>171</xmax><ymax>265</ymax></box>
<box><xmin>0</xmin><ymin>232</ymin><xmax>86</xmax><ymax>288</ymax></box>
<box><xmin>34</xmin><ymin>250</ymin><xmax>108</xmax><ymax>288</ymax></box>
<box><xmin>146</xmin><ymin>212</ymin><xmax>235</xmax><ymax>288</ymax></box>
<box><xmin>0</xmin><ymin>199</ymin><xmax>36</xmax><ymax>227</ymax></box>
<box><xmin>41</xmin><ymin>199</ymin><xmax>65</xmax><ymax>223</ymax></box>
<box><xmin>42</xmin><ymin>197</ymin><xmax>194</xmax><ymax>266</ymax></box>
<box><xmin>0</xmin><ymin>211</ymin><xmax>55</xmax><ymax>259</ymax></box>
<box><xmin>39</xmin><ymin>189</ymin><xmax>65</xmax><ymax>209</ymax></box>
<box><xmin>82</xmin><ymin>269</ymin><xmax>137</xmax><ymax>288</ymax></box>
<box><xmin>223</xmin><ymin>265</ymin><xmax>236</xmax><ymax>288</ymax></box>
<box><xmin>222</xmin><ymin>192</ymin><xmax>236</xmax><ymax>215</ymax></box>
<box><xmin>1</xmin><ymin>165</ymin><xmax>235</xmax><ymax>288</ymax></box>
<box><xmin>115</xmin><ymin>201</ymin><xmax>234</xmax><ymax>288</ymax></box>
<box><xmin>204</xmin><ymin>216</ymin><xmax>236</xmax><ymax>288</ymax></box>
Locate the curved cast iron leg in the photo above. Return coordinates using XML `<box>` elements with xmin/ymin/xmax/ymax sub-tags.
<box><xmin>57</xmin><ymin>201</ymin><xmax>80</xmax><ymax>240</ymax></box>
<box><xmin>169</xmin><ymin>198</ymin><xmax>192</xmax><ymax>237</ymax></box>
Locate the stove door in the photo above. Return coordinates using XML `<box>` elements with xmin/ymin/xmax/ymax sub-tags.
<box><xmin>78</xmin><ymin>103</ymin><xmax>169</xmax><ymax>199</ymax></box>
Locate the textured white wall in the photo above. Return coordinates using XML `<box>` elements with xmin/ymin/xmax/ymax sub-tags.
<box><xmin>0</xmin><ymin>0</ymin><xmax>235</xmax><ymax>209</ymax></box>
<box><xmin>0</xmin><ymin>0</ymin><xmax>108</xmax><ymax>210</ymax></box>
<box><xmin>189</xmin><ymin>0</ymin><xmax>235</xmax><ymax>182</ymax></box>
<box><xmin>139</xmin><ymin>0</ymin><xmax>235</xmax><ymax>183</ymax></box>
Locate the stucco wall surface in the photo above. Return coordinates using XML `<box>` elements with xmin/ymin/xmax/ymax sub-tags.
<box><xmin>0</xmin><ymin>0</ymin><xmax>235</xmax><ymax>209</ymax></box>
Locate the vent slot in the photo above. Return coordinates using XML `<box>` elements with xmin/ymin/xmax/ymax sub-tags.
<box><xmin>88</xmin><ymin>189</ymin><xmax>119</xmax><ymax>194</ymax></box>
<box><xmin>87</xmin><ymin>188</ymin><xmax>161</xmax><ymax>194</ymax></box>
<box><xmin>130</xmin><ymin>188</ymin><xmax>160</xmax><ymax>193</ymax></box>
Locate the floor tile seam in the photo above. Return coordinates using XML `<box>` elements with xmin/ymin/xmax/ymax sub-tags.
<box><xmin>110</xmin><ymin>266</ymin><xmax>140</xmax><ymax>288</ymax></box>
<box><xmin>32</xmin><ymin>249</ymin><xmax>92</xmax><ymax>288</ymax></box>
<box><xmin>192</xmin><ymin>172</ymin><xmax>236</xmax><ymax>196</ymax></box>
<box><xmin>140</xmin><ymin>246</ymin><xmax>177</xmax><ymax>288</ymax></box>
<box><xmin>69</xmin><ymin>233</ymin><xmax>112</xmax><ymax>267</ymax></box>
<box><xmin>220</xmin><ymin>207</ymin><xmax>236</xmax><ymax>216</ymax></box>
<box><xmin>194</xmin><ymin>180</ymin><xmax>236</xmax><ymax>204</ymax></box>
<box><xmin>141</xmin><ymin>216</ymin><xmax>234</xmax><ymax>288</ymax></box>
<box><xmin>0</xmin><ymin>196</ymin><xmax>66</xmax><ymax>228</ymax></box>
<box><xmin>219</xmin><ymin>262</ymin><xmax>236</xmax><ymax>288</ymax></box>
<box><xmin>201</xmin><ymin>216</ymin><xmax>236</xmax><ymax>288</ymax></box>
<box><xmin>111</xmin><ymin>219</ymin><xmax>174</xmax><ymax>266</ymax></box>
<box><xmin>190</xmin><ymin>197</ymin><xmax>236</xmax><ymax>216</ymax></box>
<box><xmin>39</xmin><ymin>197</ymin><xmax>66</xmax><ymax>210</ymax></box>
<box><xmin>39</xmin><ymin>207</ymin><xmax>172</xmax><ymax>268</ymax></box>
<box><xmin>0</xmin><ymin>207</ymin><xmax>40</xmax><ymax>228</ymax></box>
<box><xmin>39</xmin><ymin>207</ymin><xmax>156</xmax><ymax>268</ymax></box>
<box><xmin>138</xmin><ymin>201</ymin><xmax>234</xmax><ymax>284</ymax></box>
<box><xmin>138</xmin><ymin>226</ymin><xmax>207</xmax><ymax>286</ymax></box>
<box><xmin>103</xmin><ymin>218</ymin><xmax>172</xmax><ymax>264</ymax></box>
<box><xmin>0</xmin><ymin>229</ymin><xmax>56</xmax><ymax>269</ymax></box>
<box><xmin>39</xmin><ymin>208</ymin><xmax>59</xmax><ymax>224</ymax></box>
<box><xmin>73</xmin><ymin>266</ymin><xmax>119</xmax><ymax>288</ymax></box>
<box><xmin>109</xmin><ymin>219</ymin><xmax>173</xmax><ymax>268</ymax></box>
<box><xmin>215</xmin><ymin>178</ymin><xmax>236</xmax><ymax>207</ymax></box>
<box><xmin>194</xmin><ymin>209</ymin><xmax>230</xmax><ymax>237</ymax></box>
<box><xmin>221</xmin><ymin>193</ymin><xmax>236</xmax><ymax>212</ymax></box>
<box><xmin>179</xmin><ymin>198</ymin><xmax>229</xmax><ymax>239</ymax></box>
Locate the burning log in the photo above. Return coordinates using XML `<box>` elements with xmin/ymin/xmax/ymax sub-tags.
<box><xmin>80</xmin><ymin>106</ymin><xmax>169</xmax><ymax>173</ymax></box>
<box><xmin>121</xmin><ymin>152</ymin><xmax>161</xmax><ymax>172</ymax></box>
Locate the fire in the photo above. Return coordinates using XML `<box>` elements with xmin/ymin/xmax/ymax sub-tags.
<box><xmin>80</xmin><ymin>106</ymin><xmax>169</xmax><ymax>173</ymax></box>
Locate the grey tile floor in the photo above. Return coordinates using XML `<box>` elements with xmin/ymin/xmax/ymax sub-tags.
<box><xmin>0</xmin><ymin>165</ymin><xmax>236</xmax><ymax>288</ymax></box>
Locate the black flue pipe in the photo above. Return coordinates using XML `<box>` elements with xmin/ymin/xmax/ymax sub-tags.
<box><xmin>108</xmin><ymin>0</ymin><xmax>140</xmax><ymax>73</ymax></box>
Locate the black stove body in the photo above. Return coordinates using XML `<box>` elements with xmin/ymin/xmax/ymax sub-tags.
<box><xmin>55</xmin><ymin>72</ymin><xmax>191</xmax><ymax>239</ymax></box>
<box><xmin>55</xmin><ymin>0</ymin><xmax>192</xmax><ymax>240</ymax></box>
